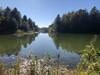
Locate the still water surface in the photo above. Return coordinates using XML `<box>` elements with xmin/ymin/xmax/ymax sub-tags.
<box><xmin>0</xmin><ymin>33</ymin><xmax>100</xmax><ymax>68</ymax></box>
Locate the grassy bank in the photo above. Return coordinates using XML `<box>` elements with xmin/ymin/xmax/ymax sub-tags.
<box><xmin>14</xmin><ymin>30</ymin><xmax>38</xmax><ymax>37</ymax></box>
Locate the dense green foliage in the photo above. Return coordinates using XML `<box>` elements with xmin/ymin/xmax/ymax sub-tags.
<box><xmin>0</xmin><ymin>7</ymin><xmax>38</xmax><ymax>34</ymax></box>
<box><xmin>49</xmin><ymin>6</ymin><xmax>100</xmax><ymax>33</ymax></box>
<box><xmin>77</xmin><ymin>35</ymin><xmax>100</xmax><ymax>75</ymax></box>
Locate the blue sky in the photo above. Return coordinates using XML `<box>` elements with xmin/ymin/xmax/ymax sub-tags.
<box><xmin>0</xmin><ymin>0</ymin><xmax>100</xmax><ymax>27</ymax></box>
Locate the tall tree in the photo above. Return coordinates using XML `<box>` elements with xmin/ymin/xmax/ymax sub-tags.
<box><xmin>53</xmin><ymin>14</ymin><xmax>61</xmax><ymax>32</ymax></box>
<box><xmin>4</xmin><ymin>6</ymin><xmax>11</xmax><ymax>17</ymax></box>
<box><xmin>22</xmin><ymin>15</ymin><xmax>27</xmax><ymax>22</ymax></box>
<box><xmin>10</xmin><ymin>8</ymin><xmax>21</xmax><ymax>28</ymax></box>
<box><xmin>20</xmin><ymin>15</ymin><xmax>29</xmax><ymax>32</ymax></box>
<box><xmin>28</xmin><ymin>18</ymin><xmax>34</xmax><ymax>30</ymax></box>
<box><xmin>0</xmin><ymin>17</ymin><xmax>17</xmax><ymax>34</ymax></box>
<box><xmin>49</xmin><ymin>6</ymin><xmax>100</xmax><ymax>33</ymax></box>
<box><xmin>90</xmin><ymin>6</ymin><xmax>100</xmax><ymax>33</ymax></box>
<box><xmin>0</xmin><ymin>7</ymin><xmax>3</xmax><ymax>17</ymax></box>
<box><xmin>0</xmin><ymin>7</ymin><xmax>38</xmax><ymax>34</ymax></box>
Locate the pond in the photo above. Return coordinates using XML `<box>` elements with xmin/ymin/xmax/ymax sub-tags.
<box><xmin>0</xmin><ymin>33</ymin><xmax>100</xmax><ymax>69</ymax></box>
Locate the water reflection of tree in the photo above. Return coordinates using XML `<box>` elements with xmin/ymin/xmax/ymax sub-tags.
<box><xmin>18</xmin><ymin>34</ymin><xmax>38</xmax><ymax>48</ymax></box>
<box><xmin>48</xmin><ymin>33</ymin><xmax>59</xmax><ymax>50</ymax></box>
<box><xmin>0</xmin><ymin>33</ymin><xmax>38</xmax><ymax>55</ymax></box>
<box><xmin>49</xmin><ymin>33</ymin><xmax>100</xmax><ymax>53</ymax></box>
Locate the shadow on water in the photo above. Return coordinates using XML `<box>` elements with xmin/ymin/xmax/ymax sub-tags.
<box><xmin>0</xmin><ymin>33</ymin><xmax>38</xmax><ymax>67</ymax></box>
<box><xmin>49</xmin><ymin>33</ymin><xmax>100</xmax><ymax>53</ymax></box>
<box><xmin>0</xmin><ymin>33</ymin><xmax>38</xmax><ymax>55</ymax></box>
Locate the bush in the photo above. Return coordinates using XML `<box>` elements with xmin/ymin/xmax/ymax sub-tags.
<box><xmin>77</xmin><ymin>35</ymin><xmax>100</xmax><ymax>75</ymax></box>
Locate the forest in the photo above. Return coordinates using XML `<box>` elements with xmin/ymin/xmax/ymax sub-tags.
<box><xmin>1</xmin><ymin>6</ymin><xmax>100</xmax><ymax>34</ymax></box>
<box><xmin>49</xmin><ymin>6</ymin><xmax>100</xmax><ymax>33</ymax></box>
<box><xmin>0</xmin><ymin>7</ymin><xmax>38</xmax><ymax>34</ymax></box>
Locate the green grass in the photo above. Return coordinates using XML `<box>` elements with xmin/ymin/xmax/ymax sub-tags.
<box><xmin>15</xmin><ymin>29</ymin><xmax>35</xmax><ymax>36</ymax></box>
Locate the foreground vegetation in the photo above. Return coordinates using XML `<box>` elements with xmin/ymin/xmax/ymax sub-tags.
<box><xmin>0</xmin><ymin>56</ymin><xmax>75</xmax><ymax>75</ymax></box>
<box><xmin>0</xmin><ymin>7</ymin><xmax>38</xmax><ymax>34</ymax></box>
<box><xmin>76</xmin><ymin>35</ymin><xmax>100</xmax><ymax>75</ymax></box>
<box><xmin>49</xmin><ymin>6</ymin><xmax>100</xmax><ymax>33</ymax></box>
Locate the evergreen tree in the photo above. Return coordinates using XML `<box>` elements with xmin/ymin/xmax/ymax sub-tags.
<box><xmin>49</xmin><ymin>6</ymin><xmax>100</xmax><ymax>34</ymax></box>
<box><xmin>4</xmin><ymin>6</ymin><xmax>11</xmax><ymax>17</ymax></box>
<box><xmin>0</xmin><ymin>7</ymin><xmax>38</xmax><ymax>34</ymax></box>
<box><xmin>10</xmin><ymin>8</ymin><xmax>21</xmax><ymax>28</ymax></box>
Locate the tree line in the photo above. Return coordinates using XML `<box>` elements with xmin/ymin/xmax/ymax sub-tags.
<box><xmin>49</xmin><ymin>6</ymin><xmax>100</xmax><ymax>33</ymax></box>
<box><xmin>0</xmin><ymin>7</ymin><xmax>38</xmax><ymax>34</ymax></box>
